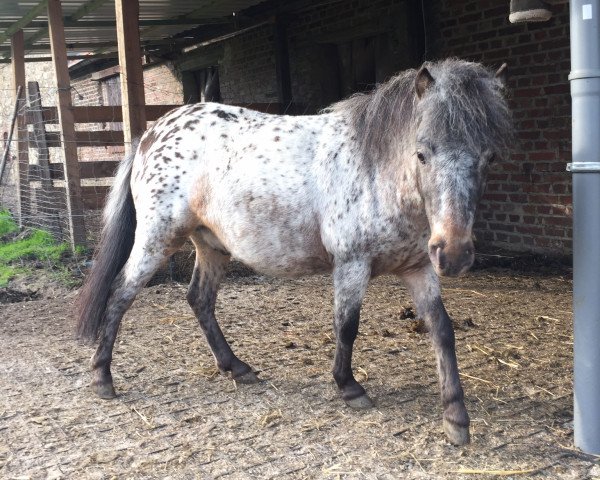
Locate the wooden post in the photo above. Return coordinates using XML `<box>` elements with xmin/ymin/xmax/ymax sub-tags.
<box><xmin>273</xmin><ymin>16</ymin><xmax>292</xmax><ymax>114</ymax></box>
<box><xmin>27</xmin><ymin>81</ymin><xmax>61</xmax><ymax>238</ymax></box>
<box><xmin>11</xmin><ymin>30</ymin><xmax>31</xmax><ymax>228</ymax></box>
<box><xmin>47</xmin><ymin>0</ymin><xmax>87</xmax><ymax>248</ymax></box>
<box><xmin>115</xmin><ymin>0</ymin><xmax>146</xmax><ymax>153</ymax></box>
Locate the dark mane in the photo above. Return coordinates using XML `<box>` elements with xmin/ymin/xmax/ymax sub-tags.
<box><xmin>325</xmin><ymin>68</ymin><xmax>418</xmax><ymax>162</ymax></box>
<box><xmin>326</xmin><ymin>58</ymin><xmax>514</xmax><ymax>163</ymax></box>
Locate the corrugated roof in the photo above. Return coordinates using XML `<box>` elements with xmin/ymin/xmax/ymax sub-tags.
<box><xmin>0</xmin><ymin>0</ymin><xmax>268</xmax><ymax>57</ymax></box>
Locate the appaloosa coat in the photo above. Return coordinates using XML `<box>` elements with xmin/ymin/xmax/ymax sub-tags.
<box><xmin>77</xmin><ymin>58</ymin><xmax>513</xmax><ymax>445</ymax></box>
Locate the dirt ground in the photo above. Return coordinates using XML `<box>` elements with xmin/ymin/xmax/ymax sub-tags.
<box><xmin>1</xmin><ymin>265</ymin><xmax>598</xmax><ymax>479</ymax></box>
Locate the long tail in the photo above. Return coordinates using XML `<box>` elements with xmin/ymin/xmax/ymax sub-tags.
<box><xmin>76</xmin><ymin>149</ymin><xmax>137</xmax><ymax>342</ymax></box>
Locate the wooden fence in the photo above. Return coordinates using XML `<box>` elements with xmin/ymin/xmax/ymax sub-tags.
<box><xmin>16</xmin><ymin>81</ymin><xmax>292</xmax><ymax>246</ymax></box>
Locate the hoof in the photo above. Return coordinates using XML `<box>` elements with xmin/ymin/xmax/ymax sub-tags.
<box><xmin>93</xmin><ymin>382</ymin><xmax>117</xmax><ymax>399</ymax></box>
<box><xmin>233</xmin><ymin>370</ymin><xmax>260</xmax><ymax>384</ymax></box>
<box><xmin>345</xmin><ymin>394</ymin><xmax>374</xmax><ymax>410</ymax></box>
<box><xmin>443</xmin><ymin>418</ymin><xmax>470</xmax><ymax>445</ymax></box>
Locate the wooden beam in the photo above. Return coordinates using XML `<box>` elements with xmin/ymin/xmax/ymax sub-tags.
<box><xmin>1</xmin><ymin>36</ymin><xmax>207</xmax><ymax>54</ymax></box>
<box><xmin>0</xmin><ymin>53</ymin><xmax>119</xmax><ymax>63</ymax></box>
<box><xmin>0</xmin><ymin>18</ymin><xmax>231</xmax><ymax>29</ymax></box>
<box><xmin>24</xmin><ymin>103</ymin><xmax>291</xmax><ymax>127</ymax></box>
<box><xmin>11</xmin><ymin>30</ymin><xmax>31</xmax><ymax>229</ymax></box>
<box><xmin>48</xmin><ymin>0</ymin><xmax>87</xmax><ymax>248</ymax></box>
<box><xmin>0</xmin><ymin>1</ymin><xmax>49</xmax><ymax>47</ymax></box>
<box><xmin>32</xmin><ymin>161</ymin><xmax>119</xmax><ymax>181</ymax></box>
<box><xmin>25</xmin><ymin>105</ymin><xmax>181</xmax><ymax>125</ymax></box>
<box><xmin>32</xmin><ymin>131</ymin><xmax>125</xmax><ymax>148</ymax></box>
<box><xmin>115</xmin><ymin>0</ymin><xmax>147</xmax><ymax>152</ymax></box>
<box><xmin>80</xmin><ymin>185</ymin><xmax>110</xmax><ymax>210</ymax></box>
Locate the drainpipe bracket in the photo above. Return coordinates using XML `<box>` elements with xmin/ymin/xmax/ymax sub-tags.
<box><xmin>569</xmin><ymin>69</ymin><xmax>600</xmax><ymax>81</ymax></box>
<box><xmin>567</xmin><ymin>162</ymin><xmax>600</xmax><ymax>173</ymax></box>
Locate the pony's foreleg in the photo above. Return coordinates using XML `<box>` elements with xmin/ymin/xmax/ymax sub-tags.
<box><xmin>331</xmin><ymin>260</ymin><xmax>373</xmax><ymax>409</ymax></box>
<box><xmin>402</xmin><ymin>265</ymin><xmax>470</xmax><ymax>445</ymax></box>
<box><xmin>188</xmin><ymin>239</ymin><xmax>258</xmax><ymax>383</ymax></box>
<box><xmin>91</xmin><ymin>241</ymin><xmax>170</xmax><ymax>399</ymax></box>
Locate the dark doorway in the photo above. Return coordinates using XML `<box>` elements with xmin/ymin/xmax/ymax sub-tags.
<box><xmin>183</xmin><ymin>66</ymin><xmax>221</xmax><ymax>104</ymax></box>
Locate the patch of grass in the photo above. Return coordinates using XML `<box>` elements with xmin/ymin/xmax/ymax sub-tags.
<box><xmin>0</xmin><ymin>229</ymin><xmax>69</xmax><ymax>263</ymax></box>
<box><xmin>0</xmin><ymin>209</ymin><xmax>18</xmax><ymax>237</ymax></box>
<box><xmin>0</xmin><ymin>210</ymin><xmax>72</xmax><ymax>287</ymax></box>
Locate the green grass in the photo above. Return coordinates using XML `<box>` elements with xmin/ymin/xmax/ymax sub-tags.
<box><xmin>0</xmin><ymin>209</ymin><xmax>18</xmax><ymax>237</ymax></box>
<box><xmin>0</xmin><ymin>210</ymin><xmax>72</xmax><ymax>287</ymax></box>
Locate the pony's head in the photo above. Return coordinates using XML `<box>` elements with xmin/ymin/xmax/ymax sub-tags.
<box><xmin>412</xmin><ymin>60</ymin><xmax>513</xmax><ymax>277</ymax></box>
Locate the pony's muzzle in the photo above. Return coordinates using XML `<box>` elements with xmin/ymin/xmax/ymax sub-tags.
<box><xmin>428</xmin><ymin>237</ymin><xmax>475</xmax><ymax>277</ymax></box>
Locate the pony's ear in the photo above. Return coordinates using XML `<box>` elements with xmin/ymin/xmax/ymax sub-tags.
<box><xmin>415</xmin><ymin>66</ymin><xmax>435</xmax><ymax>99</ymax></box>
<box><xmin>495</xmin><ymin>63</ymin><xmax>508</xmax><ymax>86</ymax></box>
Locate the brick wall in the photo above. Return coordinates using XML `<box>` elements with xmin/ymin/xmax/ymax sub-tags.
<box><xmin>1</xmin><ymin>1</ymin><xmax>573</xmax><ymax>255</ymax></box>
<box><xmin>432</xmin><ymin>0</ymin><xmax>572</xmax><ymax>254</ymax></box>
<box><xmin>72</xmin><ymin>73</ymin><xmax>102</xmax><ymax>107</ymax></box>
<box><xmin>286</xmin><ymin>0</ymin><xmax>409</xmax><ymax>111</ymax></box>
<box><xmin>214</xmin><ymin>0</ymin><xmax>412</xmax><ymax>111</ymax></box>
<box><xmin>143</xmin><ymin>62</ymin><xmax>184</xmax><ymax>105</ymax></box>
<box><xmin>219</xmin><ymin>25</ymin><xmax>279</xmax><ymax>104</ymax></box>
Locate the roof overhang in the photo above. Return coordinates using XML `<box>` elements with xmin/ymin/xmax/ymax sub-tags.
<box><xmin>0</xmin><ymin>0</ymin><xmax>269</xmax><ymax>63</ymax></box>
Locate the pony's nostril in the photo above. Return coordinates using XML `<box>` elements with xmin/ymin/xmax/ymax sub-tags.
<box><xmin>429</xmin><ymin>242</ymin><xmax>444</xmax><ymax>254</ymax></box>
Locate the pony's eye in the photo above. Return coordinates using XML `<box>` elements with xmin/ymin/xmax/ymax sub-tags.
<box><xmin>417</xmin><ymin>152</ymin><xmax>426</xmax><ymax>164</ymax></box>
<box><xmin>488</xmin><ymin>153</ymin><xmax>497</xmax><ymax>164</ymax></box>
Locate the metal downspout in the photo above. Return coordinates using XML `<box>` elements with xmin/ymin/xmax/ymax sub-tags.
<box><xmin>568</xmin><ymin>0</ymin><xmax>600</xmax><ymax>455</ymax></box>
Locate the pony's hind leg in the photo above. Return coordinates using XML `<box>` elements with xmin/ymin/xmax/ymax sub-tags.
<box><xmin>91</xmin><ymin>236</ymin><xmax>174</xmax><ymax>398</ymax></box>
<box><xmin>402</xmin><ymin>265</ymin><xmax>470</xmax><ymax>445</ymax></box>
<box><xmin>188</xmin><ymin>235</ymin><xmax>258</xmax><ymax>383</ymax></box>
<box><xmin>331</xmin><ymin>260</ymin><xmax>373</xmax><ymax>409</ymax></box>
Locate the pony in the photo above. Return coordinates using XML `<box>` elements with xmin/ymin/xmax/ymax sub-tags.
<box><xmin>76</xmin><ymin>58</ymin><xmax>513</xmax><ymax>445</ymax></box>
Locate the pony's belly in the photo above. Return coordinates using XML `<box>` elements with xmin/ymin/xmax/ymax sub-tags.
<box><xmin>196</xmin><ymin>223</ymin><xmax>333</xmax><ymax>277</ymax></box>
<box><xmin>235</xmin><ymin>252</ymin><xmax>333</xmax><ymax>278</ymax></box>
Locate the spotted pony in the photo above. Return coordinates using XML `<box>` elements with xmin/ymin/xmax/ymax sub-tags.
<box><xmin>76</xmin><ymin>58</ymin><xmax>513</xmax><ymax>445</ymax></box>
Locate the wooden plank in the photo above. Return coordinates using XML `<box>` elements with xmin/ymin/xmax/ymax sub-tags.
<box><xmin>35</xmin><ymin>185</ymin><xmax>109</xmax><ymax>210</ymax></box>
<box><xmin>48</xmin><ymin>0</ymin><xmax>87</xmax><ymax>248</ymax></box>
<box><xmin>11</xmin><ymin>30</ymin><xmax>31</xmax><ymax>229</ymax></box>
<box><xmin>27</xmin><ymin>103</ymin><xmax>295</xmax><ymax>132</ymax></box>
<box><xmin>27</xmin><ymin>81</ymin><xmax>61</xmax><ymax>236</ymax></box>
<box><xmin>146</xmin><ymin>105</ymin><xmax>180</xmax><ymax>121</ymax></box>
<box><xmin>115</xmin><ymin>0</ymin><xmax>146</xmax><ymax>153</ymax></box>
<box><xmin>79</xmin><ymin>161</ymin><xmax>119</xmax><ymax>179</ymax></box>
<box><xmin>37</xmin><ymin>131</ymin><xmax>125</xmax><ymax>148</ymax></box>
<box><xmin>1</xmin><ymin>37</ymin><xmax>208</xmax><ymax>54</ymax></box>
<box><xmin>80</xmin><ymin>185</ymin><xmax>110</xmax><ymax>210</ymax></box>
<box><xmin>32</xmin><ymin>161</ymin><xmax>119</xmax><ymax>181</ymax></box>
<box><xmin>25</xmin><ymin>104</ymin><xmax>182</xmax><ymax>124</ymax></box>
<box><xmin>0</xmin><ymin>52</ymin><xmax>119</xmax><ymax>64</ymax></box>
<box><xmin>0</xmin><ymin>18</ymin><xmax>231</xmax><ymax>29</ymax></box>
